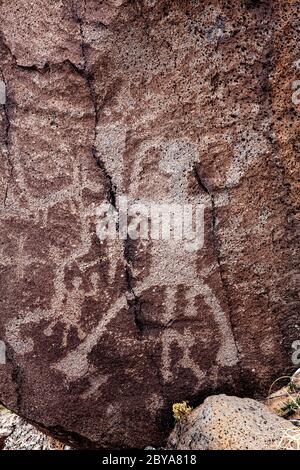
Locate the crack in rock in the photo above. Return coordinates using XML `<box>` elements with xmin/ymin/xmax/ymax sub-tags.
<box><xmin>124</xmin><ymin>238</ymin><xmax>145</xmax><ymax>335</ymax></box>
<box><xmin>75</xmin><ymin>2</ymin><xmax>144</xmax><ymax>335</ymax></box>
<box><xmin>5</xmin><ymin>345</ymin><xmax>23</xmax><ymax>413</ymax></box>
<box><xmin>194</xmin><ymin>165</ymin><xmax>240</xmax><ymax>363</ymax></box>
<box><xmin>0</xmin><ymin>70</ymin><xmax>13</xmax><ymax>208</ymax></box>
<box><xmin>74</xmin><ymin>1</ymin><xmax>117</xmax><ymax>209</ymax></box>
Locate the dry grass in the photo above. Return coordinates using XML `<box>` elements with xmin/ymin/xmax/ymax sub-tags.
<box><xmin>277</xmin><ymin>427</ymin><xmax>300</xmax><ymax>450</ymax></box>
<box><xmin>172</xmin><ymin>401</ymin><xmax>193</xmax><ymax>422</ymax></box>
<box><xmin>267</xmin><ymin>371</ymin><xmax>300</xmax><ymax>449</ymax></box>
<box><xmin>267</xmin><ymin>373</ymin><xmax>300</xmax><ymax>421</ymax></box>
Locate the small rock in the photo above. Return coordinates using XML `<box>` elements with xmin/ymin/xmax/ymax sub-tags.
<box><xmin>167</xmin><ymin>394</ymin><xmax>300</xmax><ymax>450</ymax></box>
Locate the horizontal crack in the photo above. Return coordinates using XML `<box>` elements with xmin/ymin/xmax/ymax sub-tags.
<box><xmin>0</xmin><ymin>31</ymin><xmax>83</xmax><ymax>76</ymax></box>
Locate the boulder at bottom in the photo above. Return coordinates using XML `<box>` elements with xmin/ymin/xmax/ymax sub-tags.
<box><xmin>167</xmin><ymin>395</ymin><xmax>300</xmax><ymax>450</ymax></box>
<box><xmin>0</xmin><ymin>407</ymin><xmax>68</xmax><ymax>450</ymax></box>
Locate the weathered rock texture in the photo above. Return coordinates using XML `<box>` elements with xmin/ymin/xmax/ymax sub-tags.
<box><xmin>0</xmin><ymin>407</ymin><xmax>69</xmax><ymax>450</ymax></box>
<box><xmin>167</xmin><ymin>394</ymin><xmax>300</xmax><ymax>450</ymax></box>
<box><xmin>0</xmin><ymin>0</ymin><xmax>299</xmax><ymax>448</ymax></box>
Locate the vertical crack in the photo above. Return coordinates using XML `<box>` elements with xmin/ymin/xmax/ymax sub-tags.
<box><xmin>194</xmin><ymin>166</ymin><xmax>240</xmax><ymax>362</ymax></box>
<box><xmin>74</xmin><ymin>0</ymin><xmax>116</xmax><ymax>208</ymax></box>
<box><xmin>74</xmin><ymin>1</ymin><xmax>144</xmax><ymax>333</ymax></box>
<box><xmin>5</xmin><ymin>345</ymin><xmax>23</xmax><ymax>412</ymax></box>
<box><xmin>124</xmin><ymin>238</ymin><xmax>145</xmax><ymax>335</ymax></box>
<box><xmin>0</xmin><ymin>69</ymin><xmax>13</xmax><ymax>207</ymax></box>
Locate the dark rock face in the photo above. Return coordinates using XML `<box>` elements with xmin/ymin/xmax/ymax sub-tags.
<box><xmin>0</xmin><ymin>0</ymin><xmax>299</xmax><ymax>448</ymax></box>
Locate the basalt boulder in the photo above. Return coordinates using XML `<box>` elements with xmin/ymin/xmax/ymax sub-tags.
<box><xmin>167</xmin><ymin>394</ymin><xmax>300</xmax><ymax>450</ymax></box>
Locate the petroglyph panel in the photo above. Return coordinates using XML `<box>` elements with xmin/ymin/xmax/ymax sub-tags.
<box><xmin>0</xmin><ymin>0</ymin><xmax>299</xmax><ymax>449</ymax></box>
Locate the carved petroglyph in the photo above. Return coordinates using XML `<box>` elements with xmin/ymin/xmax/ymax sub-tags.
<box><xmin>51</xmin><ymin>138</ymin><xmax>238</xmax><ymax>388</ymax></box>
<box><xmin>224</xmin><ymin>126</ymin><xmax>271</xmax><ymax>188</ymax></box>
<box><xmin>53</xmin><ymin>252</ymin><xmax>238</xmax><ymax>383</ymax></box>
<box><xmin>3</xmin><ymin>113</ymin><xmax>239</xmax><ymax>392</ymax></box>
<box><xmin>1</xmin><ymin>1</ymin><xmax>255</xmax><ymax>402</ymax></box>
<box><xmin>161</xmin><ymin>328</ymin><xmax>206</xmax><ymax>384</ymax></box>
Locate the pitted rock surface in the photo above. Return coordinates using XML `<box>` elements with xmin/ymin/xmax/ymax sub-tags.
<box><xmin>0</xmin><ymin>0</ymin><xmax>299</xmax><ymax>448</ymax></box>
<box><xmin>167</xmin><ymin>394</ymin><xmax>300</xmax><ymax>450</ymax></box>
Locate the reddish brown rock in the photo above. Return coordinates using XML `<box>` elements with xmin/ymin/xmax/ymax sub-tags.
<box><xmin>0</xmin><ymin>0</ymin><xmax>299</xmax><ymax>448</ymax></box>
